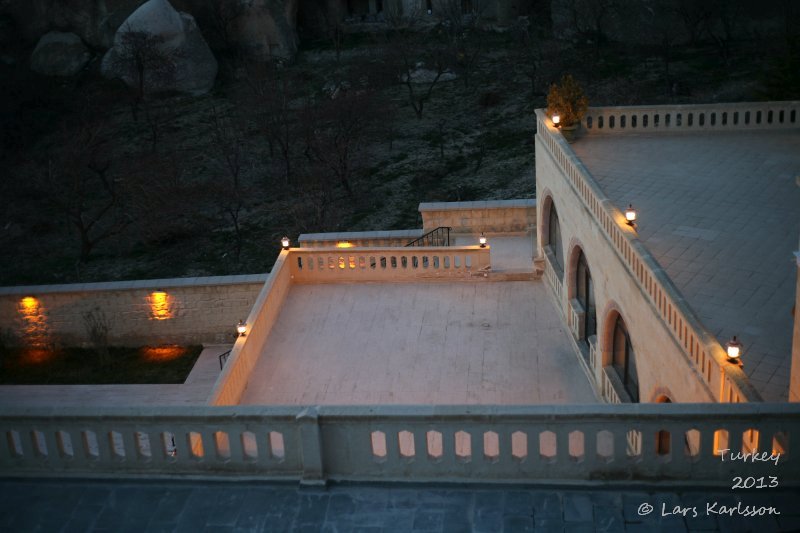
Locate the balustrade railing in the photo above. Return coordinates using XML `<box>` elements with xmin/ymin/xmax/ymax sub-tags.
<box><xmin>2</xmin><ymin>404</ymin><xmax>797</xmax><ymax>484</ymax></box>
<box><xmin>536</xmin><ymin>108</ymin><xmax>761</xmax><ymax>403</ymax></box>
<box><xmin>543</xmin><ymin>248</ymin><xmax>563</xmax><ymax>308</ymax></box>
<box><xmin>581</xmin><ymin>101</ymin><xmax>799</xmax><ymax>135</ymax></box>
<box><xmin>289</xmin><ymin>246</ymin><xmax>490</xmax><ymax>283</ymax></box>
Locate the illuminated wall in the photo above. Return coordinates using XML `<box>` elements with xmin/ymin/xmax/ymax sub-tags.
<box><xmin>0</xmin><ymin>275</ymin><xmax>267</xmax><ymax>347</ymax></box>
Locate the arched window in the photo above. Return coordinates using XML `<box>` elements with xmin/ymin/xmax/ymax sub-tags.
<box><xmin>576</xmin><ymin>251</ymin><xmax>596</xmax><ymax>346</ymax></box>
<box><xmin>547</xmin><ymin>203</ymin><xmax>563</xmax><ymax>270</ymax></box>
<box><xmin>612</xmin><ymin>315</ymin><xmax>639</xmax><ymax>402</ymax></box>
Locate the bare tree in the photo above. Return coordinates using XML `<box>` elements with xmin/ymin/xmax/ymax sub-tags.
<box><xmin>318</xmin><ymin>1</ymin><xmax>347</xmax><ymax>64</ymax></box>
<box><xmin>246</xmin><ymin>64</ymin><xmax>295</xmax><ymax>184</ymax></box>
<box><xmin>383</xmin><ymin>31</ymin><xmax>451</xmax><ymax>119</ymax></box>
<box><xmin>108</xmin><ymin>27</ymin><xmax>177</xmax><ymax>120</ymax></box>
<box><xmin>674</xmin><ymin>0</ymin><xmax>710</xmax><ymax>46</ymax></box>
<box><xmin>208</xmin><ymin>106</ymin><xmax>248</xmax><ymax>264</ymax></box>
<box><xmin>40</xmin><ymin>119</ymin><xmax>133</xmax><ymax>263</ymax></box>
<box><xmin>307</xmin><ymin>90</ymin><xmax>377</xmax><ymax>197</ymax></box>
<box><xmin>512</xmin><ymin>18</ymin><xmax>544</xmax><ymax>96</ymax></box>
<box><xmin>206</xmin><ymin>0</ymin><xmax>250</xmax><ymax>53</ymax></box>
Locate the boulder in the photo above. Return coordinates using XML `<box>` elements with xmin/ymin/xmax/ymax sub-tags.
<box><xmin>101</xmin><ymin>0</ymin><xmax>217</xmax><ymax>95</ymax></box>
<box><xmin>30</xmin><ymin>31</ymin><xmax>92</xmax><ymax>76</ymax></box>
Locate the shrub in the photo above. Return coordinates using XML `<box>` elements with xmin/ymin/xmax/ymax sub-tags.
<box><xmin>546</xmin><ymin>74</ymin><xmax>588</xmax><ymax>127</ymax></box>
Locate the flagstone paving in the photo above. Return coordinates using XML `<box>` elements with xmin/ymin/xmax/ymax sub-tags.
<box><xmin>571</xmin><ymin>130</ymin><xmax>800</xmax><ymax>401</ymax></box>
<box><xmin>1</xmin><ymin>478</ymin><xmax>798</xmax><ymax>532</ymax></box>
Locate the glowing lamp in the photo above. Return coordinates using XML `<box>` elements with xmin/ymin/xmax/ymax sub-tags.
<box><xmin>237</xmin><ymin>320</ymin><xmax>247</xmax><ymax>337</ymax></box>
<box><xmin>479</xmin><ymin>233</ymin><xmax>487</xmax><ymax>248</ymax></box>
<box><xmin>336</xmin><ymin>241</ymin><xmax>354</xmax><ymax>248</ymax></box>
<box><xmin>552</xmin><ymin>114</ymin><xmax>561</xmax><ymax>127</ymax></box>
<box><xmin>625</xmin><ymin>204</ymin><xmax>637</xmax><ymax>226</ymax></box>
<box><xmin>726</xmin><ymin>336</ymin><xmax>742</xmax><ymax>363</ymax></box>
<box><xmin>281</xmin><ymin>236</ymin><xmax>290</xmax><ymax>250</ymax></box>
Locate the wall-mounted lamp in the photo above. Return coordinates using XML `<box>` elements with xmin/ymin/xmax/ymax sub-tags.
<box><xmin>281</xmin><ymin>236</ymin><xmax>290</xmax><ymax>250</ymax></box>
<box><xmin>625</xmin><ymin>204</ymin><xmax>637</xmax><ymax>226</ymax></box>
<box><xmin>479</xmin><ymin>232</ymin><xmax>487</xmax><ymax>248</ymax></box>
<box><xmin>237</xmin><ymin>320</ymin><xmax>247</xmax><ymax>337</ymax></box>
<box><xmin>552</xmin><ymin>113</ymin><xmax>561</xmax><ymax>128</ymax></box>
<box><xmin>726</xmin><ymin>336</ymin><xmax>742</xmax><ymax>364</ymax></box>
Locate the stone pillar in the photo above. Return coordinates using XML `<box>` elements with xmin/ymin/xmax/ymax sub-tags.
<box><xmin>296</xmin><ymin>407</ymin><xmax>326</xmax><ymax>485</ymax></box>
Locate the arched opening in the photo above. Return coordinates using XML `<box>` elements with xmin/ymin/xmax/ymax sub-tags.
<box><xmin>612</xmin><ymin>314</ymin><xmax>638</xmax><ymax>402</ymax></box>
<box><xmin>575</xmin><ymin>250</ymin><xmax>596</xmax><ymax>347</ymax></box>
<box><xmin>546</xmin><ymin>201</ymin><xmax>564</xmax><ymax>271</ymax></box>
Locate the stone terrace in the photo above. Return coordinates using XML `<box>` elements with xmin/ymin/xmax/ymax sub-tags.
<box><xmin>571</xmin><ymin>129</ymin><xmax>800</xmax><ymax>401</ymax></box>
<box><xmin>239</xmin><ymin>280</ymin><xmax>596</xmax><ymax>405</ymax></box>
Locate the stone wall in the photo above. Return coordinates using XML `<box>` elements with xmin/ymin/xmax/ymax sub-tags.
<box><xmin>419</xmin><ymin>200</ymin><xmax>536</xmax><ymax>234</ymax></box>
<box><xmin>0</xmin><ymin>274</ymin><xmax>267</xmax><ymax>347</ymax></box>
<box><xmin>536</xmin><ymin>111</ymin><xmax>721</xmax><ymax>404</ymax></box>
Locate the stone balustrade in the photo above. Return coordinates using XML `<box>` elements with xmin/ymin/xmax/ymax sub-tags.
<box><xmin>1</xmin><ymin>403</ymin><xmax>796</xmax><ymax>484</ymax></box>
<box><xmin>581</xmin><ymin>101</ymin><xmax>800</xmax><ymax>135</ymax></box>
<box><xmin>419</xmin><ymin>200</ymin><xmax>536</xmax><ymax>233</ymax></box>
<box><xmin>536</xmin><ymin>108</ymin><xmax>761</xmax><ymax>404</ymax></box>
<box><xmin>288</xmin><ymin>246</ymin><xmax>491</xmax><ymax>283</ymax></box>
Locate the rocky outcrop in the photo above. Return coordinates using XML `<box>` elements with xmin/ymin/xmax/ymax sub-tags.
<box><xmin>1</xmin><ymin>0</ymin><xmax>299</xmax><ymax>62</ymax></box>
<box><xmin>101</xmin><ymin>0</ymin><xmax>217</xmax><ymax>95</ymax></box>
<box><xmin>30</xmin><ymin>31</ymin><xmax>92</xmax><ymax>76</ymax></box>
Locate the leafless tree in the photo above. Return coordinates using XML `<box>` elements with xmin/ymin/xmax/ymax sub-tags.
<box><xmin>307</xmin><ymin>90</ymin><xmax>377</xmax><ymax>197</ymax></box>
<box><xmin>674</xmin><ymin>0</ymin><xmax>710</xmax><ymax>46</ymax></box>
<box><xmin>318</xmin><ymin>1</ymin><xmax>347</xmax><ymax>63</ymax></box>
<box><xmin>108</xmin><ymin>27</ymin><xmax>177</xmax><ymax>120</ymax></box>
<box><xmin>246</xmin><ymin>63</ymin><xmax>295</xmax><ymax>184</ymax></box>
<box><xmin>208</xmin><ymin>106</ymin><xmax>248</xmax><ymax>264</ymax></box>
<box><xmin>511</xmin><ymin>18</ymin><xmax>544</xmax><ymax>96</ymax></box>
<box><xmin>383</xmin><ymin>31</ymin><xmax>451</xmax><ymax>119</ymax></box>
<box><xmin>206</xmin><ymin>0</ymin><xmax>250</xmax><ymax>53</ymax></box>
<box><xmin>40</xmin><ymin>119</ymin><xmax>133</xmax><ymax>263</ymax></box>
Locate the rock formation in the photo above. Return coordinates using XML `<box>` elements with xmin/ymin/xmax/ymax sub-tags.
<box><xmin>100</xmin><ymin>0</ymin><xmax>217</xmax><ymax>95</ymax></box>
<box><xmin>30</xmin><ymin>31</ymin><xmax>93</xmax><ymax>76</ymax></box>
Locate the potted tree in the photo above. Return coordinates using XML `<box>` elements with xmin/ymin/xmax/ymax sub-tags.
<box><xmin>546</xmin><ymin>74</ymin><xmax>588</xmax><ymax>143</ymax></box>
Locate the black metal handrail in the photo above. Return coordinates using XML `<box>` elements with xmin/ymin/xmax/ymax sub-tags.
<box><xmin>405</xmin><ymin>227</ymin><xmax>451</xmax><ymax>247</ymax></box>
<box><xmin>218</xmin><ymin>349</ymin><xmax>232</xmax><ymax>370</ymax></box>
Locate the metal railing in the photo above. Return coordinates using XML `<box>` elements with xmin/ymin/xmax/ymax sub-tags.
<box><xmin>218</xmin><ymin>349</ymin><xmax>232</xmax><ymax>370</ymax></box>
<box><xmin>405</xmin><ymin>227</ymin><xmax>451</xmax><ymax>247</ymax></box>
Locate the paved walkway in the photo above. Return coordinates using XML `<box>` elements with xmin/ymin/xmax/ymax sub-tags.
<box><xmin>1</xmin><ymin>478</ymin><xmax>798</xmax><ymax>532</ymax></box>
<box><xmin>572</xmin><ymin>130</ymin><xmax>800</xmax><ymax>401</ymax></box>
<box><xmin>239</xmin><ymin>281</ymin><xmax>596</xmax><ymax>405</ymax></box>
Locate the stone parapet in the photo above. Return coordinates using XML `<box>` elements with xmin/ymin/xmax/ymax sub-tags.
<box><xmin>419</xmin><ymin>199</ymin><xmax>536</xmax><ymax>233</ymax></box>
<box><xmin>298</xmin><ymin>229</ymin><xmax>424</xmax><ymax>248</ymax></box>
<box><xmin>0</xmin><ymin>274</ymin><xmax>268</xmax><ymax>347</ymax></box>
<box><xmin>579</xmin><ymin>101</ymin><xmax>800</xmax><ymax>135</ymax></box>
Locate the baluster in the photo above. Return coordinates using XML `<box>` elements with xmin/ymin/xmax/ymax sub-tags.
<box><xmin>228</xmin><ymin>427</ymin><xmax>245</xmax><ymax>463</ymax></box>
<box><xmin>68</xmin><ymin>429</ymin><xmax>90</xmax><ymax>464</ymax></box>
<box><xmin>121</xmin><ymin>430</ymin><xmax>139</xmax><ymax>463</ymax></box>
<box><xmin>94</xmin><ymin>427</ymin><xmax>114</xmax><ymax>463</ymax></box>
<box><xmin>18</xmin><ymin>428</ymin><xmax>38</xmax><ymax>462</ymax></box>
<box><xmin>42</xmin><ymin>430</ymin><xmax>62</xmax><ymax>465</ymax></box>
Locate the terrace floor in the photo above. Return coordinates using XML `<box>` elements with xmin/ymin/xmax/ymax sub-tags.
<box><xmin>239</xmin><ymin>279</ymin><xmax>597</xmax><ymax>405</ymax></box>
<box><xmin>571</xmin><ymin>129</ymin><xmax>800</xmax><ymax>402</ymax></box>
<box><xmin>3</xmin><ymin>478</ymin><xmax>798</xmax><ymax>532</ymax></box>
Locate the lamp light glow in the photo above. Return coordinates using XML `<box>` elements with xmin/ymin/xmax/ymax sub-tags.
<box><xmin>726</xmin><ymin>336</ymin><xmax>742</xmax><ymax>363</ymax></box>
<box><xmin>237</xmin><ymin>320</ymin><xmax>247</xmax><ymax>337</ymax></box>
<box><xmin>479</xmin><ymin>233</ymin><xmax>487</xmax><ymax>248</ymax></box>
<box><xmin>552</xmin><ymin>113</ymin><xmax>561</xmax><ymax>127</ymax></box>
<box><xmin>625</xmin><ymin>204</ymin><xmax>637</xmax><ymax>226</ymax></box>
<box><xmin>281</xmin><ymin>236</ymin><xmax>290</xmax><ymax>250</ymax></box>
